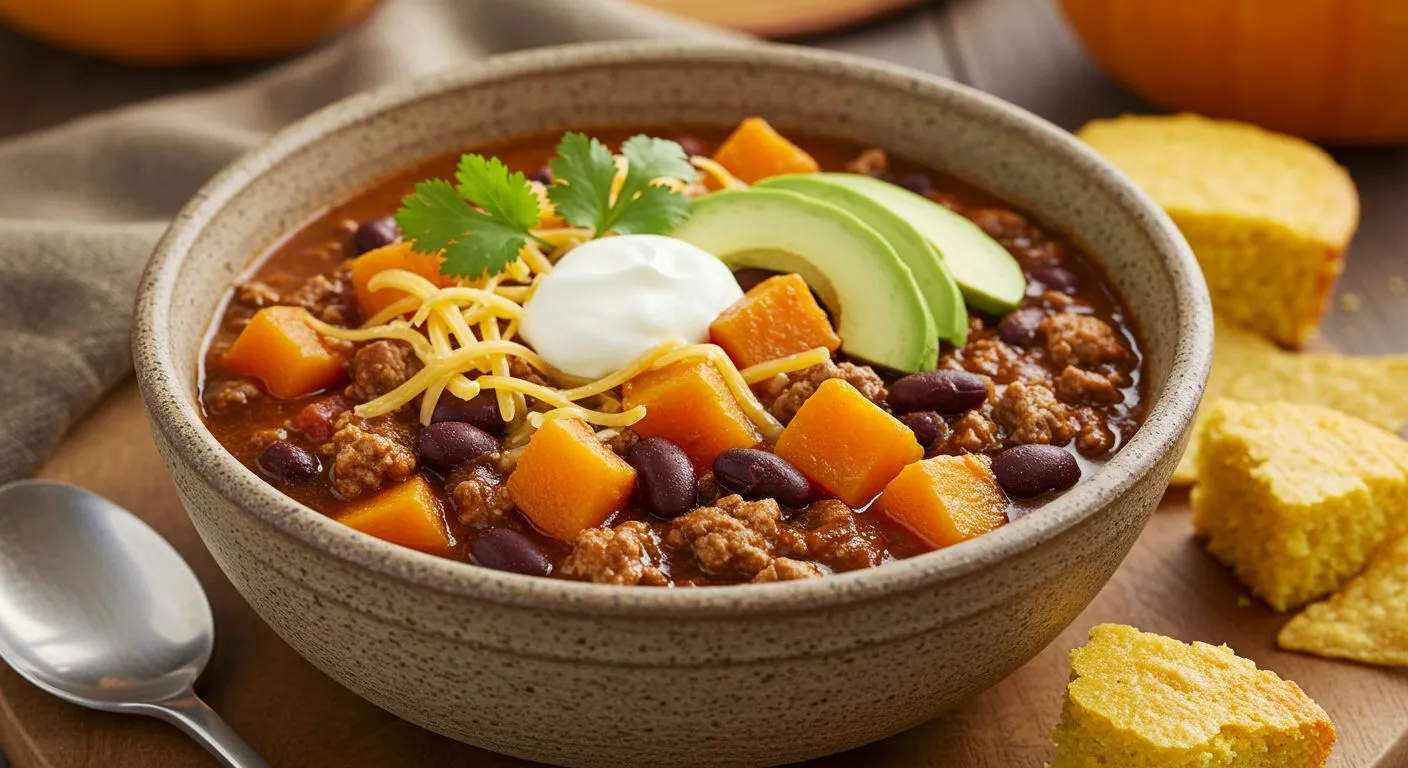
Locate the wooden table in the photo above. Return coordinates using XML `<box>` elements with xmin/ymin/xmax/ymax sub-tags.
<box><xmin>4</xmin><ymin>1</ymin><xmax>1408</xmax><ymax>766</ymax></box>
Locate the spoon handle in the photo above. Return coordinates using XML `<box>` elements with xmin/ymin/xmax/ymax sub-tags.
<box><xmin>151</xmin><ymin>692</ymin><xmax>271</xmax><ymax>768</ymax></box>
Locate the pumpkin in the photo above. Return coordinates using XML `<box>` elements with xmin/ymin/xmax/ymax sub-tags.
<box><xmin>1060</xmin><ymin>0</ymin><xmax>1408</xmax><ymax>144</ymax></box>
<box><xmin>0</xmin><ymin>0</ymin><xmax>383</xmax><ymax>67</ymax></box>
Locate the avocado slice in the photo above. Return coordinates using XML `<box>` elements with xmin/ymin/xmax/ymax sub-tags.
<box><xmin>670</xmin><ymin>188</ymin><xmax>938</xmax><ymax>374</ymax></box>
<box><xmin>756</xmin><ymin>174</ymin><xmax>969</xmax><ymax>347</ymax></box>
<box><xmin>814</xmin><ymin>173</ymin><xmax>1026</xmax><ymax>315</ymax></box>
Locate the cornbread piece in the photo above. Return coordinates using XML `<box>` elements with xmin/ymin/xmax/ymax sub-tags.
<box><xmin>1173</xmin><ymin>318</ymin><xmax>1408</xmax><ymax>484</ymax></box>
<box><xmin>1192</xmin><ymin>400</ymin><xmax>1408</xmax><ymax>610</ymax></box>
<box><xmin>1278</xmin><ymin>534</ymin><xmax>1408</xmax><ymax>666</ymax></box>
<box><xmin>1049</xmin><ymin>624</ymin><xmax>1335</xmax><ymax>768</ymax></box>
<box><xmin>1078</xmin><ymin>114</ymin><xmax>1358</xmax><ymax>348</ymax></box>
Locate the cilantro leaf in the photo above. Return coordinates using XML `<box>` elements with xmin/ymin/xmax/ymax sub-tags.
<box><xmin>609</xmin><ymin>183</ymin><xmax>693</xmax><ymax>235</ymax></box>
<box><xmin>395</xmin><ymin>178</ymin><xmax>533</xmax><ymax>280</ymax></box>
<box><xmin>454</xmin><ymin>155</ymin><xmax>541</xmax><ymax>233</ymax></box>
<box><xmin>546</xmin><ymin>133</ymin><xmax>617</xmax><ymax>230</ymax></box>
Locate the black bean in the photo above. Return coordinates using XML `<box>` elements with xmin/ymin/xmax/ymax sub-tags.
<box><xmin>882</xmin><ymin>171</ymin><xmax>934</xmax><ymax>197</ymax></box>
<box><xmin>629</xmin><ymin>438</ymin><xmax>697</xmax><ymax>519</ymax></box>
<box><xmin>733</xmin><ymin>268</ymin><xmax>779</xmax><ymax>293</ymax></box>
<box><xmin>888</xmin><ymin>370</ymin><xmax>988</xmax><ymax>415</ymax></box>
<box><xmin>354</xmin><ymin>215</ymin><xmax>399</xmax><ymax>254</ymax></box>
<box><xmin>419</xmin><ymin>422</ymin><xmax>498</xmax><ymax>475</ymax></box>
<box><xmin>991</xmin><ymin>444</ymin><xmax>1081</xmax><ymax>499</ymax></box>
<box><xmin>431</xmin><ymin>392</ymin><xmax>507</xmax><ymax>435</ymax></box>
<box><xmin>997</xmin><ymin>307</ymin><xmax>1045</xmax><ymax>347</ymax></box>
<box><xmin>525</xmin><ymin>165</ymin><xmax>554</xmax><ymax>185</ymax></box>
<box><xmin>471</xmin><ymin>529</ymin><xmax>552</xmax><ymax>577</ymax></box>
<box><xmin>713</xmin><ymin>448</ymin><xmax>812</xmax><ymax>509</ymax></box>
<box><xmin>900</xmin><ymin>411</ymin><xmax>945</xmax><ymax>449</ymax></box>
<box><xmin>257</xmin><ymin>440</ymin><xmax>321</xmax><ymax>484</ymax></box>
<box><xmin>1029</xmin><ymin>265</ymin><xmax>1079</xmax><ymax>293</ymax></box>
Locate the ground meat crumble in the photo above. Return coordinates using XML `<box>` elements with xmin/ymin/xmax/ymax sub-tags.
<box><xmin>795</xmin><ymin>500</ymin><xmax>886</xmax><ymax>572</ymax></box>
<box><xmin>753</xmin><ymin>558</ymin><xmax>826</xmax><ymax>582</ymax></box>
<box><xmin>1039</xmin><ymin>314</ymin><xmax>1131</xmax><ymax>371</ymax></box>
<box><xmin>757</xmin><ymin>360</ymin><xmax>888</xmax><ymax>423</ymax></box>
<box><xmin>993</xmin><ymin>381</ymin><xmax>1076</xmax><ymax>447</ymax></box>
<box><xmin>204</xmin><ymin>379</ymin><xmax>263</xmax><ymax>416</ymax></box>
<box><xmin>665</xmin><ymin>495</ymin><xmax>802</xmax><ymax>579</ymax></box>
<box><xmin>346</xmin><ymin>340</ymin><xmax>422</xmax><ymax>403</ymax></box>
<box><xmin>320</xmin><ymin>413</ymin><xmax>417</xmax><ymax>500</ymax></box>
<box><xmin>559</xmin><ymin>521</ymin><xmax>669</xmax><ymax>586</ymax></box>
<box><xmin>447</xmin><ymin>462</ymin><xmax>514</xmax><ymax>528</ymax></box>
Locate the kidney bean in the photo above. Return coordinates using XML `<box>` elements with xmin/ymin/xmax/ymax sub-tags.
<box><xmin>525</xmin><ymin>165</ymin><xmax>554</xmax><ymax>185</ymax></box>
<box><xmin>732</xmin><ymin>268</ymin><xmax>779</xmax><ymax>293</ymax></box>
<box><xmin>419</xmin><ymin>422</ymin><xmax>498</xmax><ymax>475</ymax></box>
<box><xmin>431</xmin><ymin>392</ymin><xmax>506</xmax><ymax>435</ymax></box>
<box><xmin>882</xmin><ymin>171</ymin><xmax>935</xmax><ymax>197</ymax></box>
<box><xmin>713</xmin><ymin>448</ymin><xmax>812</xmax><ymax>509</ymax></box>
<box><xmin>888</xmin><ymin>370</ymin><xmax>988</xmax><ymax>414</ymax></box>
<box><xmin>991</xmin><ymin>444</ymin><xmax>1081</xmax><ymax>499</ymax></box>
<box><xmin>997</xmin><ymin>307</ymin><xmax>1045</xmax><ymax>347</ymax></box>
<box><xmin>1029</xmin><ymin>265</ymin><xmax>1079</xmax><ymax>293</ymax></box>
<box><xmin>900</xmin><ymin>411</ymin><xmax>945</xmax><ymax>450</ymax></box>
<box><xmin>353</xmin><ymin>215</ymin><xmax>399</xmax><ymax>254</ymax></box>
<box><xmin>629</xmin><ymin>438</ymin><xmax>697</xmax><ymax>519</ymax></box>
<box><xmin>257</xmin><ymin>440</ymin><xmax>321</xmax><ymax>484</ymax></box>
<box><xmin>471</xmin><ymin>529</ymin><xmax>552</xmax><ymax>577</ymax></box>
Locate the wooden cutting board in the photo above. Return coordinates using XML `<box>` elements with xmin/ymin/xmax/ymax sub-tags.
<box><xmin>630</xmin><ymin>0</ymin><xmax>929</xmax><ymax>38</ymax></box>
<box><xmin>2</xmin><ymin>380</ymin><xmax>1405</xmax><ymax>767</ymax></box>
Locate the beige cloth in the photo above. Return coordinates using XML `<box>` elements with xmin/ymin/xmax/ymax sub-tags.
<box><xmin>0</xmin><ymin>0</ymin><xmax>733</xmax><ymax>482</ymax></box>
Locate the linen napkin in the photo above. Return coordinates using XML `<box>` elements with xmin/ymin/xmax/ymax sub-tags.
<box><xmin>0</xmin><ymin>0</ymin><xmax>735</xmax><ymax>482</ymax></box>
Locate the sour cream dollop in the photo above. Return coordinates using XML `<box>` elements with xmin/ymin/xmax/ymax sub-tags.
<box><xmin>520</xmin><ymin>234</ymin><xmax>743</xmax><ymax>379</ymax></box>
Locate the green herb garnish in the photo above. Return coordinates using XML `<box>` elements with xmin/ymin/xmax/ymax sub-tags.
<box><xmin>395</xmin><ymin>133</ymin><xmax>694</xmax><ymax>281</ymax></box>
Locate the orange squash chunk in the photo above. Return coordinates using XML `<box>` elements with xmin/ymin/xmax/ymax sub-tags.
<box><xmin>508</xmin><ymin>419</ymin><xmax>637</xmax><ymax>541</ymax></box>
<box><xmin>709</xmin><ymin>274</ymin><xmax>841</xmax><ymax>369</ymax></box>
<box><xmin>774</xmin><ymin>379</ymin><xmax>923</xmax><ymax>507</ymax></box>
<box><xmin>712</xmin><ymin>117</ymin><xmax>821</xmax><ymax>185</ymax></box>
<box><xmin>878</xmin><ymin>455</ymin><xmax>1009</xmax><ymax>550</ymax></box>
<box><xmin>350</xmin><ymin>241</ymin><xmax>452</xmax><ymax>316</ymax></box>
<box><xmin>623</xmin><ymin>359</ymin><xmax>761</xmax><ymax>469</ymax></box>
<box><xmin>339</xmin><ymin>475</ymin><xmax>454</xmax><ymax>556</ymax></box>
<box><xmin>222</xmin><ymin>306</ymin><xmax>348</xmax><ymax>399</ymax></box>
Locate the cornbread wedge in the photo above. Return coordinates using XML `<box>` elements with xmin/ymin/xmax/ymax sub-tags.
<box><xmin>1049</xmin><ymin>624</ymin><xmax>1334</xmax><ymax>767</ymax></box>
<box><xmin>1192</xmin><ymin>400</ymin><xmax>1408</xmax><ymax>610</ymax></box>
<box><xmin>1278</xmin><ymin>533</ymin><xmax>1408</xmax><ymax>666</ymax></box>
<box><xmin>1173</xmin><ymin>317</ymin><xmax>1408</xmax><ymax>484</ymax></box>
<box><xmin>1078</xmin><ymin>114</ymin><xmax>1358</xmax><ymax>348</ymax></box>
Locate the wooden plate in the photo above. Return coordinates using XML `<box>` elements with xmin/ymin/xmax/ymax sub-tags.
<box><xmin>2</xmin><ymin>381</ymin><xmax>1405</xmax><ymax>767</ymax></box>
<box><xmin>630</xmin><ymin>0</ymin><xmax>930</xmax><ymax>38</ymax></box>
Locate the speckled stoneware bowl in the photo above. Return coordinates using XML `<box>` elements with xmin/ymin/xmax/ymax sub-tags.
<box><xmin>134</xmin><ymin>42</ymin><xmax>1211</xmax><ymax>767</ymax></box>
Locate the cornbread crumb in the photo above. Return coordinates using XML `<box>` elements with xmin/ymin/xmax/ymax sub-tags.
<box><xmin>1048</xmin><ymin>624</ymin><xmax>1334</xmax><ymax>768</ymax></box>
<box><xmin>1078</xmin><ymin>114</ymin><xmax>1358</xmax><ymax>348</ymax></box>
<box><xmin>1192</xmin><ymin>400</ymin><xmax>1408</xmax><ymax>610</ymax></box>
<box><xmin>1173</xmin><ymin>317</ymin><xmax>1408</xmax><ymax>484</ymax></box>
<box><xmin>1279</xmin><ymin>534</ymin><xmax>1408</xmax><ymax>666</ymax></box>
<box><xmin>1339</xmin><ymin>292</ymin><xmax>1362</xmax><ymax>313</ymax></box>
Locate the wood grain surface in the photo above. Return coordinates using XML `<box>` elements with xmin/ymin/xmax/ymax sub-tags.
<box><xmin>5</xmin><ymin>0</ymin><xmax>1408</xmax><ymax>765</ymax></box>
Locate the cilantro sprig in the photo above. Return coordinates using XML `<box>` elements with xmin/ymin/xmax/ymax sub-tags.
<box><xmin>395</xmin><ymin>132</ymin><xmax>694</xmax><ymax>281</ymax></box>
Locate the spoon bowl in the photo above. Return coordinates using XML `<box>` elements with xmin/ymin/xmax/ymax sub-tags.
<box><xmin>0</xmin><ymin>480</ymin><xmax>267</xmax><ymax>768</ymax></box>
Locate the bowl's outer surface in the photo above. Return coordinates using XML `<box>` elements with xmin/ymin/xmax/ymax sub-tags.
<box><xmin>134</xmin><ymin>42</ymin><xmax>1210</xmax><ymax>768</ymax></box>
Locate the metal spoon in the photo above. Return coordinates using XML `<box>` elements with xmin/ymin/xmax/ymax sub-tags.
<box><xmin>0</xmin><ymin>480</ymin><xmax>269</xmax><ymax>767</ymax></box>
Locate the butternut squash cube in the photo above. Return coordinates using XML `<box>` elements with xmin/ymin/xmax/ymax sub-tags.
<box><xmin>709</xmin><ymin>274</ymin><xmax>841</xmax><ymax>369</ymax></box>
<box><xmin>338</xmin><ymin>475</ymin><xmax>454</xmax><ymax>556</ymax></box>
<box><xmin>622</xmin><ymin>359</ymin><xmax>761</xmax><ymax>468</ymax></box>
<box><xmin>774</xmin><ymin>379</ymin><xmax>923</xmax><ymax>507</ymax></box>
<box><xmin>712</xmin><ymin>117</ymin><xmax>821</xmax><ymax>185</ymax></box>
<box><xmin>508</xmin><ymin>418</ymin><xmax>637</xmax><ymax>541</ymax></box>
<box><xmin>878</xmin><ymin>455</ymin><xmax>1009</xmax><ymax>550</ymax></box>
<box><xmin>222</xmin><ymin>306</ymin><xmax>348</xmax><ymax>399</ymax></box>
<box><xmin>350</xmin><ymin>241</ymin><xmax>452</xmax><ymax>316</ymax></box>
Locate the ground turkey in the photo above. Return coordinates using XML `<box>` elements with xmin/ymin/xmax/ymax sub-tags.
<box><xmin>204</xmin><ymin>379</ymin><xmax>262</xmax><ymax>415</ymax></box>
<box><xmin>559</xmin><ymin>521</ymin><xmax>669</xmax><ymax>586</ymax></box>
<box><xmin>938</xmin><ymin>409</ymin><xmax>1001</xmax><ymax>455</ymax></box>
<box><xmin>795</xmin><ymin>500</ymin><xmax>886</xmax><ymax>572</ymax></box>
<box><xmin>447</xmin><ymin>462</ymin><xmax>513</xmax><ymax>528</ymax></box>
<box><xmin>1054</xmin><ymin>365</ymin><xmax>1122</xmax><ymax>405</ymax></box>
<box><xmin>321</xmin><ymin>413</ymin><xmax>417</xmax><ymax>499</ymax></box>
<box><xmin>753</xmin><ymin>558</ymin><xmax>826</xmax><ymax>582</ymax></box>
<box><xmin>346</xmin><ymin>340</ymin><xmax>422</xmax><ymax>402</ymax></box>
<box><xmin>993</xmin><ymin>381</ymin><xmax>1077</xmax><ymax>446</ymax></box>
<box><xmin>1072</xmin><ymin>407</ymin><xmax>1116</xmax><ymax>456</ymax></box>
<box><xmin>941</xmin><ymin>336</ymin><xmax>1045</xmax><ymax>385</ymax></box>
<box><xmin>665</xmin><ymin>495</ymin><xmax>803</xmax><ymax>579</ymax></box>
<box><xmin>285</xmin><ymin>265</ymin><xmax>358</xmax><ymax>325</ymax></box>
<box><xmin>757</xmin><ymin>360</ymin><xmax>888</xmax><ymax>424</ymax></box>
<box><xmin>1039</xmin><ymin>314</ymin><xmax>1131</xmax><ymax>371</ymax></box>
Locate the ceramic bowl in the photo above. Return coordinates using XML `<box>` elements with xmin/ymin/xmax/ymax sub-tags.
<box><xmin>134</xmin><ymin>41</ymin><xmax>1211</xmax><ymax>767</ymax></box>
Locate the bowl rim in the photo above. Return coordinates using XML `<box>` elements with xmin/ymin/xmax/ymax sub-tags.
<box><xmin>134</xmin><ymin>40</ymin><xmax>1211</xmax><ymax>618</ymax></box>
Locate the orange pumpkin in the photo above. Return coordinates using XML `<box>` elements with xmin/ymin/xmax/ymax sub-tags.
<box><xmin>0</xmin><ymin>0</ymin><xmax>382</xmax><ymax>67</ymax></box>
<box><xmin>1060</xmin><ymin>0</ymin><xmax>1408</xmax><ymax>144</ymax></box>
